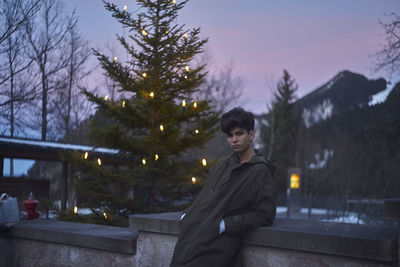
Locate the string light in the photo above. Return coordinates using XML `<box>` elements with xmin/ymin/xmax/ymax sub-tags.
<box><xmin>123</xmin><ymin>5</ymin><xmax>127</xmax><ymax>11</ymax></box>
<box><xmin>142</xmin><ymin>29</ymin><xmax>147</xmax><ymax>36</ymax></box>
<box><xmin>155</xmin><ymin>154</ymin><xmax>159</xmax><ymax>161</ymax></box>
<box><xmin>149</xmin><ymin>91</ymin><xmax>155</xmax><ymax>98</ymax></box>
<box><xmin>182</xmin><ymin>100</ymin><xmax>186</xmax><ymax>107</ymax></box>
<box><xmin>98</xmin><ymin>158</ymin><xmax>102</xmax><ymax>166</ymax></box>
<box><xmin>184</xmin><ymin>75</ymin><xmax>188</xmax><ymax>79</ymax></box>
<box><xmin>193</xmin><ymin>101</ymin><xmax>198</xmax><ymax>109</ymax></box>
<box><xmin>195</xmin><ymin>129</ymin><xmax>199</xmax><ymax>134</ymax></box>
<box><xmin>142</xmin><ymin>158</ymin><xmax>147</xmax><ymax>165</ymax></box>
<box><xmin>122</xmin><ymin>100</ymin><xmax>126</xmax><ymax>108</ymax></box>
<box><xmin>84</xmin><ymin>152</ymin><xmax>88</xmax><ymax>159</ymax></box>
<box><xmin>191</xmin><ymin>177</ymin><xmax>197</xmax><ymax>184</ymax></box>
<box><xmin>74</xmin><ymin>206</ymin><xmax>78</xmax><ymax>214</ymax></box>
<box><xmin>113</xmin><ymin>56</ymin><xmax>117</xmax><ymax>62</ymax></box>
<box><xmin>142</xmin><ymin>72</ymin><xmax>147</xmax><ymax>78</ymax></box>
<box><xmin>103</xmin><ymin>212</ymin><xmax>108</xmax><ymax>219</ymax></box>
<box><xmin>184</xmin><ymin>33</ymin><xmax>188</xmax><ymax>39</ymax></box>
<box><xmin>185</xmin><ymin>65</ymin><xmax>190</xmax><ymax>72</ymax></box>
<box><xmin>202</xmin><ymin>158</ymin><xmax>207</xmax><ymax>167</ymax></box>
<box><xmin>173</xmin><ymin>0</ymin><xmax>176</xmax><ymax>4</ymax></box>
<box><xmin>160</xmin><ymin>124</ymin><xmax>164</xmax><ymax>131</ymax></box>
<box><xmin>104</xmin><ymin>95</ymin><xmax>109</xmax><ymax>101</ymax></box>
<box><xmin>165</xmin><ymin>30</ymin><xmax>169</xmax><ymax>34</ymax></box>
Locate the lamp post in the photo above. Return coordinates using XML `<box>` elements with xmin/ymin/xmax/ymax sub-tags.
<box><xmin>287</xmin><ymin>168</ymin><xmax>301</xmax><ymax>218</ymax></box>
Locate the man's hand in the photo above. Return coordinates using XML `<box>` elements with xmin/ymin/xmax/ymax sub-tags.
<box><xmin>219</xmin><ymin>219</ymin><xmax>225</xmax><ymax>234</ymax></box>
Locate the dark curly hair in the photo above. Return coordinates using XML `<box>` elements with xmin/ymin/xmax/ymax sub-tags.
<box><xmin>220</xmin><ymin>107</ymin><xmax>254</xmax><ymax>134</ymax></box>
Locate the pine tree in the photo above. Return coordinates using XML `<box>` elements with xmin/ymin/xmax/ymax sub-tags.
<box><xmin>67</xmin><ymin>0</ymin><xmax>219</xmax><ymax>219</ymax></box>
<box><xmin>262</xmin><ymin>69</ymin><xmax>300</xmax><ymax>194</ymax></box>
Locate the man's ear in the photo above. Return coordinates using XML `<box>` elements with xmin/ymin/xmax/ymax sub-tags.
<box><xmin>249</xmin><ymin>130</ymin><xmax>255</xmax><ymax>140</ymax></box>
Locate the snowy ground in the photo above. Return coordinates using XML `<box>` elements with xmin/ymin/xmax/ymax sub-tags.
<box><xmin>276</xmin><ymin>206</ymin><xmax>366</xmax><ymax>224</ymax></box>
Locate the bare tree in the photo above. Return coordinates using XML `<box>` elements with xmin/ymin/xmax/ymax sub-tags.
<box><xmin>0</xmin><ymin>0</ymin><xmax>40</xmax><ymax>45</ymax></box>
<box><xmin>53</xmin><ymin>21</ymin><xmax>92</xmax><ymax>142</ymax></box>
<box><xmin>200</xmin><ymin>62</ymin><xmax>245</xmax><ymax>113</ymax></box>
<box><xmin>0</xmin><ymin>0</ymin><xmax>40</xmax><ymax>175</ymax></box>
<box><xmin>373</xmin><ymin>12</ymin><xmax>400</xmax><ymax>78</ymax></box>
<box><xmin>24</xmin><ymin>0</ymin><xmax>75</xmax><ymax>141</ymax></box>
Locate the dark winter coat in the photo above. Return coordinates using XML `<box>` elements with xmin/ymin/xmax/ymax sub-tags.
<box><xmin>170</xmin><ymin>152</ymin><xmax>277</xmax><ymax>267</ymax></box>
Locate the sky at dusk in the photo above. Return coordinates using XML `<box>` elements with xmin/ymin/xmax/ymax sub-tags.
<box><xmin>64</xmin><ymin>0</ymin><xmax>399</xmax><ymax>114</ymax></box>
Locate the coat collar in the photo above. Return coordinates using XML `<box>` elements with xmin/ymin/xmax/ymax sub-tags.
<box><xmin>229</xmin><ymin>149</ymin><xmax>268</xmax><ymax>168</ymax></box>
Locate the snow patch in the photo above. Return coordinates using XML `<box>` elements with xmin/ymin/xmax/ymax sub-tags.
<box><xmin>0</xmin><ymin>136</ymin><xmax>119</xmax><ymax>154</ymax></box>
<box><xmin>308</xmin><ymin>150</ymin><xmax>333</xmax><ymax>169</ymax></box>
<box><xmin>368</xmin><ymin>85</ymin><xmax>394</xmax><ymax>106</ymax></box>
<box><xmin>318</xmin><ymin>72</ymin><xmax>345</xmax><ymax>94</ymax></box>
<box><xmin>321</xmin><ymin>213</ymin><xmax>365</xmax><ymax>224</ymax></box>
<box><xmin>276</xmin><ymin>206</ymin><xmax>288</xmax><ymax>214</ymax></box>
<box><xmin>302</xmin><ymin>99</ymin><xmax>334</xmax><ymax>128</ymax></box>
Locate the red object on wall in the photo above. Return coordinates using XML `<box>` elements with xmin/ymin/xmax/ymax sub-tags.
<box><xmin>23</xmin><ymin>197</ymin><xmax>39</xmax><ymax>220</ymax></box>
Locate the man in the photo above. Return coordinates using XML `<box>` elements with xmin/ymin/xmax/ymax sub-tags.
<box><xmin>170</xmin><ymin>107</ymin><xmax>277</xmax><ymax>267</ymax></box>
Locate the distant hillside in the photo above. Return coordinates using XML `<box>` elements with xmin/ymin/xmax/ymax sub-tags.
<box><xmin>299</xmin><ymin>80</ymin><xmax>400</xmax><ymax>198</ymax></box>
<box><xmin>294</xmin><ymin>70</ymin><xmax>386</xmax><ymax>127</ymax></box>
<box><xmin>255</xmin><ymin>70</ymin><xmax>400</xmax><ymax>198</ymax></box>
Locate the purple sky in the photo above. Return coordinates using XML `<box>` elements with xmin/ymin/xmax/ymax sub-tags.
<box><xmin>64</xmin><ymin>0</ymin><xmax>399</xmax><ymax>114</ymax></box>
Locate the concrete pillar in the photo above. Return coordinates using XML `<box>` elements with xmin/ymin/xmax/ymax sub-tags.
<box><xmin>0</xmin><ymin>157</ymin><xmax>3</xmax><ymax>178</ymax></box>
<box><xmin>61</xmin><ymin>162</ymin><xmax>69</xmax><ymax>212</ymax></box>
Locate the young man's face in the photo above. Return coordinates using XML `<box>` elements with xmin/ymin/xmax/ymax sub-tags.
<box><xmin>226</xmin><ymin>126</ymin><xmax>254</xmax><ymax>153</ymax></box>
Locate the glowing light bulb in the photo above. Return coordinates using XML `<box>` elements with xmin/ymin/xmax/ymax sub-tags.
<box><xmin>104</xmin><ymin>95</ymin><xmax>109</xmax><ymax>101</ymax></box>
<box><xmin>84</xmin><ymin>152</ymin><xmax>88</xmax><ymax>159</ymax></box>
<box><xmin>142</xmin><ymin>29</ymin><xmax>147</xmax><ymax>36</ymax></box>
<box><xmin>193</xmin><ymin>101</ymin><xmax>198</xmax><ymax>109</ymax></box>
<box><xmin>182</xmin><ymin>100</ymin><xmax>186</xmax><ymax>107</ymax></box>
<box><xmin>122</xmin><ymin>100</ymin><xmax>126</xmax><ymax>108</ymax></box>
<box><xmin>185</xmin><ymin>65</ymin><xmax>190</xmax><ymax>72</ymax></box>
<box><xmin>195</xmin><ymin>129</ymin><xmax>199</xmax><ymax>134</ymax></box>
<box><xmin>103</xmin><ymin>212</ymin><xmax>108</xmax><ymax>219</ymax></box>
<box><xmin>184</xmin><ymin>33</ymin><xmax>188</xmax><ymax>39</ymax></box>
<box><xmin>98</xmin><ymin>158</ymin><xmax>102</xmax><ymax>166</ymax></box>
<box><xmin>74</xmin><ymin>206</ymin><xmax>78</xmax><ymax>214</ymax></box>
<box><xmin>160</xmin><ymin>124</ymin><xmax>164</xmax><ymax>131</ymax></box>
<box><xmin>165</xmin><ymin>30</ymin><xmax>169</xmax><ymax>34</ymax></box>
<box><xmin>142</xmin><ymin>72</ymin><xmax>147</xmax><ymax>78</ymax></box>
<box><xmin>149</xmin><ymin>91</ymin><xmax>155</xmax><ymax>98</ymax></box>
<box><xmin>155</xmin><ymin>154</ymin><xmax>159</xmax><ymax>161</ymax></box>
<box><xmin>173</xmin><ymin>0</ymin><xmax>176</xmax><ymax>4</ymax></box>
<box><xmin>184</xmin><ymin>75</ymin><xmax>188</xmax><ymax>79</ymax></box>
<box><xmin>113</xmin><ymin>56</ymin><xmax>117</xmax><ymax>62</ymax></box>
<box><xmin>123</xmin><ymin>5</ymin><xmax>127</xmax><ymax>11</ymax></box>
<box><xmin>191</xmin><ymin>177</ymin><xmax>197</xmax><ymax>184</ymax></box>
<box><xmin>202</xmin><ymin>158</ymin><xmax>207</xmax><ymax>167</ymax></box>
<box><xmin>142</xmin><ymin>158</ymin><xmax>147</xmax><ymax>165</ymax></box>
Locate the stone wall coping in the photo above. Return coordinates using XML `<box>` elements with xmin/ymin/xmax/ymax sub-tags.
<box><xmin>129</xmin><ymin>212</ymin><xmax>399</xmax><ymax>263</ymax></box>
<box><xmin>8</xmin><ymin>219</ymin><xmax>138</xmax><ymax>254</ymax></box>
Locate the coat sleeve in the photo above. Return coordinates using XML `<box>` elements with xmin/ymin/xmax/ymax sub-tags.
<box><xmin>223</xmin><ymin>170</ymin><xmax>277</xmax><ymax>236</ymax></box>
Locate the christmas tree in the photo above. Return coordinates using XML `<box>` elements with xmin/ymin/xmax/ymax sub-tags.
<box><xmin>67</xmin><ymin>0</ymin><xmax>219</xmax><ymax>220</ymax></box>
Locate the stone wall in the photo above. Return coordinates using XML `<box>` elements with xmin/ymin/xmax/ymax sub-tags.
<box><xmin>130</xmin><ymin>212</ymin><xmax>399</xmax><ymax>267</ymax></box>
<box><xmin>0</xmin><ymin>220</ymin><xmax>138</xmax><ymax>267</ymax></box>
<box><xmin>0</xmin><ymin>213</ymin><xmax>398</xmax><ymax>266</ymax></box>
